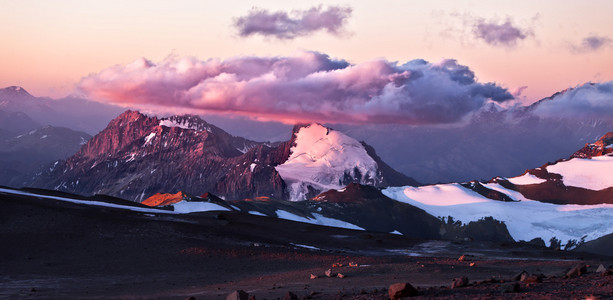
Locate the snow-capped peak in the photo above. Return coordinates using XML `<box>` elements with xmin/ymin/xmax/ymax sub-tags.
<box><xmin>275</xmin><ymin>123</ymin><xmax>381</xmax><ymax>201</ymax></box>
<box><xmin>159</xmin><ymin>115</ymin><xmax>211</xmax><ymax>132</ymax></box>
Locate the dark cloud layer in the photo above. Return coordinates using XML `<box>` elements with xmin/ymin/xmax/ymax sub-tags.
<box><xmin>473</xmin><ymin>18</ymin><xmax>532</xmax><ymax>47</ymax></box>
<box><xmin>77</xmin><ymin>51</ymin><xmax>514</xmax><ymax>125</ymax></box>
<box><xmin>533</xmin><ymin>82</ymin><xmax>613</xmax><ymax>120</ymax></box>
<box><xmin>234</xmin><ymin>5</ymin><xmax>352</xmax><ymax>39</ymax></box>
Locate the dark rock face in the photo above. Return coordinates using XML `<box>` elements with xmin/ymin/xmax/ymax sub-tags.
<box><xmin>308</xmin><ymin>183</ymin><xmax>442</xmax><ymax>239</ymax></box>
<box><xmin>451</xmin><ymin>276</ymin><xmax>468</xmax><ymax>288</ymax></box>
<box><xmin>30</xmin><ymin>111</ymin><xmax>414</xmax><ymax>202</ymax></box>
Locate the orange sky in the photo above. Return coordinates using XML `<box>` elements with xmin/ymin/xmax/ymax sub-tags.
<box><xmin>1</xmin><ymin>0</ymin><xmax>612</xmax><ymax>104</ymax></box>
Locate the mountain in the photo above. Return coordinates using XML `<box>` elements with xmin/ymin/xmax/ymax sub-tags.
<box><xmin>380</xmin><ymin>132</ymin><xmax>613</xmax><ymax>247</ymax></box>
<box><xmin>0</xmin><ymin>110</ymin><xmax>41</xmax><ymax>136</ymax></box>
<box><xmin>0</xmin><ymin>125</ymin><xmax>91</xmax><ymax>187</ymax></box>
<box><xmin>31</xmin><ymin>111</ymin><xmax>416</xmax><ymax>201</ymax></box>
<box><xmin>0</xmin><ymin>86</ymin><xmax>124</xmax><ymax>135</ymax></box>
<box><xmin>334</xmin><ymin>88</ymin><xmax>613</xmax><ymax>184</ymax></box>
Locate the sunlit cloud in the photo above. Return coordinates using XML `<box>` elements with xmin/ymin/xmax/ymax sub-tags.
<box><xmin>233</xmin><ymin>5</ymin><xmax>352</xmax><ymax>39</ymax></box>
<box><xmin>77</xmin><ymin>51</ymin><xmax>514</xmax><ymax>125</ymax></box>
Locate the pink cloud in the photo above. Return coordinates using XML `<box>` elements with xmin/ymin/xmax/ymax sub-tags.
<box><xmin>78</xmin><ymin>51</ymin><xmax>514</xmax><ymax>125</ymax></box>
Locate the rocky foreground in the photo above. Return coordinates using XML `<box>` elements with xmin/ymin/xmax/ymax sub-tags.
<box><xmin>2</xmin><ymin>189</ymin><xmax>612</xmax><ymax>300</ymax></box>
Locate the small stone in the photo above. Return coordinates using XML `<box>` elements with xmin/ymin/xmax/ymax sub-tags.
<box><xmin>310</xmin><ymin>274</ymin><xmax>318</xmax><ymax>280</ymax></box>
<box><xmin>501</xmin><ymin>282</ymin><xmax>521</xmax><ymax>293</ymax></box>
<box><xmin>324</xmin><ymin>269</ymin><xmax>335</xmax><ymax>277</ymax></box>
<box><xmin>349</xmin><ymin>262</ymin><xmax>359</xmax><ymax>267</ymax></box>
<box><xmin>388</xmin><ymin>282</ymin><xmax>418</xmax><ymax>299</ymax></box>
<box><xmin>469</xmin><ymin>262</ymin><xmax>476</xmax><ymax>267</ymax></box>
<box><xmin>451</xmin><ymin>277</ymin><xmax>469</xmax><ymax>289</ymax></box>
<box><xmin>226</xmin><ymin>290</ymin><xmax>249</xmax><ymax>300</ymax></box>
<box><xmin>512</xmin><ymin>271</ymin><xmax>528</xmax><ymax>281</ymax></box>
<box><xmin>337</xmin><ymin>273</ymin><xmax>345</xmax><ymax>279</ymax></box>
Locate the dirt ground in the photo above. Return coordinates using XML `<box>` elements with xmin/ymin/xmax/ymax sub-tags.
<box><xmin>2</xmin><ymin>190</ymin><xmax>612</xmax><ymax>299</ymax></box>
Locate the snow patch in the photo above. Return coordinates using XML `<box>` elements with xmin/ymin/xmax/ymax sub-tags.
<box><xmin>250</xmin><ymin>163</ymin><xmax>256</xmax><ymax>172</ymax></box>
<box><xmin>384</xmin><ymin>185</ymin><xmax>613</xmax><ymax>245</ymax></box>
<box><xmin>159</xmin><ymin>118</ymin><xmax>211</xmax><ymax>132</ymax></box>
<box><xmin>275</xmin><ymin>210</ymin><xmax>364</xmax><ymax>231</ymax></box>
<box><xmin>143</xmin><ymin>132</ymin><xmax>156</xmax><ymax>146</ymax></box>
<box><xmin>172</xmin><ymin>201</ymin><xmax>231</xmax><ymax>213</ymax></box>
<box><xmin>248</xmin><ymin>211</ymin><xmax>267</xmax><ymax>216</ymax></box>
<box><xmin>546</xmin><ymin>156</ymin><xmax>613</xmax><ymax>190</ymax></box>
<box><xmin>275</xmin><ymin>124</ymin><xmax>380</xmax><ymax>201</ymax></box>
<box><xmin>507</xmin><ymin>173</ymin><xmax>547</xmax><ymax>185</ymax></box>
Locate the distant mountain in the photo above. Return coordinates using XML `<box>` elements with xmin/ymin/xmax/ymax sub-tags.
<box><xmin>335</xmin><ymin>91</ymin><xmax>612</xmax><ymax>184</ymax></box>
<box><xmin>0</xmin><ymin>125</ymin><xmax>91</xmax><ymax>187</ymax></box>
<box><xmin>0</xmin><ymin>110</ymin><xmax>41</xmax><ymax>136</ymax></box>
<box><xmin>0</xmin><ymin>86</ymin><xmax>124</xmax><ymax>135</ymax></box>
<box><xmin>30</xmin><ymin>110</ymin><xmax>418</xmax><ymax>201</ymax></box>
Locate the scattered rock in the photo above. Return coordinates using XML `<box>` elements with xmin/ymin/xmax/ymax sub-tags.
<box><xmin>324</xmin><ymin>269</ymin><xmax>335</xmax><ymax>277</ymax></box>
<box><xmin>597</xmin><ymin>264</ymin><xmax>607</xmax><ymax>273</ymax></box>
<box><xmin>282</xmin><ymin>291</ymin><xmax>298</xmax><ymax>300</ymax></box>
<box><xmin>388</xmin><ymin>282</ymin><xmax>418</xmax><ymax>299</ymax></box>
<box><xmin>469</xmin><ymin>262</ymin><xmax>476</xmax><ymax>267</ymax></box>
<box><xmin>512</xmin><ymin>271</ymin><xmax>528</xmax><ymax>281</ymax></box>
<box><xmin>337</xmin><ymin>273</ymin><xmax>345</xmax><ymax>279</ymax></box>
<box><xmin>566</xmin><ymin>263</ymin><xmax>587</xmax><ymax>278</ymax></box>
<box><xmin>226</xmin><ymin>290</ymin><xmax>249</xmax><ymax>300</ymax></box>
<box><xmin>310</xmin><ymin>274</ymin><xmax>318</xmax><ymax>280</ymax></box>
<box><xmin>458</xmin><ymin>255</ymin><xmax>471</xmax><ymax>261</ymax></box>
<box><xmin>349</xmin><ymin>262</ymin><xmax>359</xmax><ymax>267</ymax></box>
<box><xmin>501</xmin><ymin>282</ymin><xmax>521</xmax><ymax>293</ymax></box>
<box><xmin>332</xmin><ymin>263</ymin><xmax>343</xmax><ymax>268</ymax></box>
<box><xmin>451</xmin><ymin>277</ymin><xmax>469</xmax><ymax>289</ymax></box>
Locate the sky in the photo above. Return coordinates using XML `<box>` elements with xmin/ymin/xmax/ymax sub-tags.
<box><xmin>1</xmin><ymin>0</ymin><xmax>612</xmax><ymax>124</ymax></box>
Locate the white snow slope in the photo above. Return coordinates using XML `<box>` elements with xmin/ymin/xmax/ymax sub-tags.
<box><xmin>546</xmin><ymin>155</ymin><xmax>613</xmax><ymax>190</ymax></box>
<box><xmin>275</xmin><ymin>124</ymin><xmax>381</xmax><ymax>201</ymax></box>
<box><xmin>383</xmin><ymin>182</ymin><xmax>613</xmax><ymax>246</ymax></box>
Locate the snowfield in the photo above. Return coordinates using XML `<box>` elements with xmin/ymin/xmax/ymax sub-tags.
<box><xmin>506</xmin><ymin>173</ymin><xmax>547</xmax><ymax>185</ymax></box>
<box><xmin>383</xmin><ymin>184</ymin><xmax>613</xmax><ymax>245</ymax></box>
<box><xmin>275</xmin><ymin>124</ymin><xmax>380</xmax><ymax>201</ymax></box>
<box><xmin>545</xmin><ymin>155</ymin><xmax>613</xmax><ymax>190</ymax></box>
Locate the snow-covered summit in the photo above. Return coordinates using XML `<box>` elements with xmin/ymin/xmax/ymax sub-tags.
<box><xmin>275</xmin><ymin>123</ymin><xmax>382</xmax><ymax>201</ymax></box>
<box><xmin>159</xmin><ymin>115</ymin><xmax>212</xmax><ymax>132</ymax></box>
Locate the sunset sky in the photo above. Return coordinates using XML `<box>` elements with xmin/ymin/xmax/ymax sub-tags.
<box><xmin>1</xmin><ymin>0</ymin><xmax>612</xmax><ymax>122</ymax></box>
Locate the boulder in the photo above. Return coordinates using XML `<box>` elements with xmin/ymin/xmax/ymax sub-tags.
<box><xmin>324</xmin><ymin>269</ymin><xmax>335</xmax><ymax>277</ymax></box>
<box><xmin>512</xmin><ymin>270</ymin><xmax>528</xmax><ymax>281</ymax></box>
<box><xmin>388</xmin><ymin>283</ymin><xmax>418</xmax><ymax>299</ymax></box>
<box><xmin>597</xmin><ymin>264</ymin><xmax>607</xmax><ymax>273</ymax></box>
<box><xmin>226</xmin><ymin>290</ymin><xmax>249</xmax><ymax>300</ymax></box>
<box><xmin>451</xmin><ymin>277</ymin><xmax>469</xmax><ymax>288</ymax></box>
<box><xmin>566</xmin><ymin>263</ymin><xmax>587</xmax><ymax>278</ymax></box>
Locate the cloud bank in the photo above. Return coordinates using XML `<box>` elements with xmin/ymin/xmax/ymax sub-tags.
<box><xmin>473</xmin><ymin>18</ymin><xmax>532</xmax><ymax>47</ymax></box>
<box><xmin>234</xmin><ymin>5</ymin><xmax>352</xmax><ymax>39</ymax></box>
<box><xmin>533</xmin><ymin>82</ymin><xmax>613</xmax><ymax>120</ymax></box>
<box><xmin>77</xmin><ymin>51</ymin><xmax>514</xmax><ymax>125</ymax></box>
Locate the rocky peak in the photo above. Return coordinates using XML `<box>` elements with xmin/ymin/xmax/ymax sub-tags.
<box><xmin>571</xmin><ymin>132</ymin><xmax>613</xmax><ymax>158</ymax></box>
<box><xmin>0</xmin><ymin>86</ymin><xmax>35</xmax><ymax>100</ymax></box>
